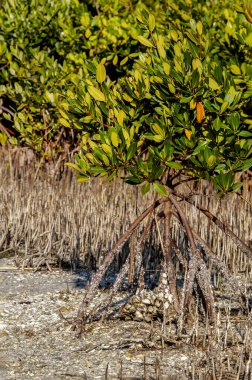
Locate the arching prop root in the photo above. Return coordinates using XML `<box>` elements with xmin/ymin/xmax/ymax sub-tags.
<box><xmin>74</xmin><ymin>193</ymin><xmax>252</xmax><ymax>337</ymax></box>
<box><xmin>74</xmin><ymin>198</ymin><xmax>164</xmax><ymax>337</ymax></box>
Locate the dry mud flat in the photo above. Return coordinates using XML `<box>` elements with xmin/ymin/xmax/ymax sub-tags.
<box><xmin>0</xmin><ymin>259</ymin><xmax>251</xmax><ymax>380</ymax></box>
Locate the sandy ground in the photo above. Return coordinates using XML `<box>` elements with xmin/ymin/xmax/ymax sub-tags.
<box><xmin>1</xmin><ymin>257</ymin><xmax>251</xmax><ymax>380</ymax></box>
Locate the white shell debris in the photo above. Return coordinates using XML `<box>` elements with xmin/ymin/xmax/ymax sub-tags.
<box><xmin>122</xmin><ymin>277</ymin><xmax>174</xmax><ymax>322</ymax></box>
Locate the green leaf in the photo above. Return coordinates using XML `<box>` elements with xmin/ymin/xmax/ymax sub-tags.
<box><xmin>238</xmin><ymin>131</ymin><xmax>252</xmax><ymax>137</ymax></box>
<box><xmin>88</xmin><ymin>86</ymin><xmax>105</xmax><ymax>102</ymax></box>
<box><xmin>228</xmin><ymin>112</ymin><xmax>240</xmax><ymax>130</ymax></box>
<box><xmin>166</xmin><ymin>161</ymin><xmax>183</xmax><ymax>169</ymax></box>
<box><xmin>127</xmin><ymin>143</ymin><xmax>137</xmax><ymax>160</ymax></box>
<box><xmin>141</xmin><ymin>182</ymin><xmax>150</xmax><ymax>195</ymax></box>
<box><xmin>194</xmin><ymin>141</ymin><xmax>208</xmax><ymax>153</ymax></box>
<box><xmin>229</xmin><ymin>182</ymin><xmax>243</xmax><ymax>192</ymax></box>
<box><xmin>153</xmin><ymin>182</ymin><xmax>168</xmax><ymax>197</ymax></box>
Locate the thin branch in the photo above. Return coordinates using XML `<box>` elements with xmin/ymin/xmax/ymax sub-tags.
<box><xmin>0</xmin><ymin>122</ymin><xmax>12</xmax><ymax>137</ymax></box>
<box><xmin>0</xmin><ymin>104</ymin><xmax>15</xmax><ymax>117</ymax></box>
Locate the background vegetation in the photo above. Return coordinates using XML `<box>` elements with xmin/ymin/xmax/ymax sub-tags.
<box><xmin>0</xmin><ymin>0</ymin><xmax>251</xmax><ymax>169</ymax></box>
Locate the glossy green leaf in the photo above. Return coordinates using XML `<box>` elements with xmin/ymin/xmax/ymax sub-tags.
<box><xmin>153</xmin><ymin>182</ymin><xmax>168</xmax><ymax>197</ymax></box>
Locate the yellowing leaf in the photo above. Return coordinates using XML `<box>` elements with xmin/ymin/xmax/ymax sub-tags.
<box><xmin>122</xmin><ymin>128</ymin><xmax>130</xmax><ymax>141</ymax></box>
<box><xmin>58</xmin><ymin>118</ymin><xmax>70</xmax><ymax>128</ymax></box>
<box><xmin>196</xmin><ymin>102</ymin><xmax>205</xmax><ymax>123</ymax></box>
<box><xmin>244</xmin><ymin>1</ymin><xmax>252</xmax><ymax>22</ymax></box>
<box><xmin>192</xmin><ymin>58</ymin><xmax>202</xmax><ymax>75</ymax></box>
<box><xmin>152</xmin><ymin>135</ymin><xmax>164</xmax><ymax>142</ymax></box>
<box><xmin>220</xmin><ymin>100</ymin><xmax>229</xmax><ymax>113</ymax></box>
<box><xmin>246</xmin><ymin>32</ymin><xmax>252</xmax><ymax>46</ymax></box>
<box><xmin>85</xmin><ymin>29</ymin><xmax>91</xmax><ymax>39</ymax></box>
<box><xmin>122</xmin><ymin>93</ymin><xmax>133</xmax><ymax>102</ymax></box>
<box><xmin>85</xmin><ymin>92</ymin><xmax>91</xmax><ymax>107</ymax></box>
<box><xmin>113</xmin><ymin>55</ymin><xmax>118</xmax><ymax>65</ymax></box>
<box><xmin>117</xmin><ymin>110</ymin><xmax>126</xmax><ymax>126</ymax></box>
<box><xmin>101</xmin><ymin>144</ymin><xmax>112</xmax><ymax>156</ymax></box>
<box><xmin>190</xmin><ymin>99</ymin><xmax>196</xmax><ymax>110</ymax></box>
<box><xmin>86</xmin><ymin>153</ymin><xmax>95</xmax><ymax>162</ymax></box>
<box><xmin>146</xmin><ymin>56</ymin><xmax>152</xmax><ymax>65</ymax></box>
<box><xmin>111</xmin><ymin>131</ymin><xmax>119</xmax><ymax>147</ymax></box>
<box><xmin>59</xmin><ymin>109</ymin><xmax>69</xmax><ymax>119</ymax></box>
<box><xmin>170</xmin><ymin>30</ymin><xmax>178</xmax><ymax>42</ymax></box>
<box><xmin>168</xmin><ymin>83</ymin><xmax>176</xmax><ymax>94</ymax></box>
<box><xmin>101</xmin><ymin>154</ymin><xmax>110</xmax><ymax>166</ymax></box>
<box><xmin>122</xmin><ymin>128</ymin><xmax>130</xmax><ymax>148</ymax></box>
<box><xmin>224</xmin><ymin>86</ymin><xmax>236</xmax><ymax>104</ymax></box>
<box><xmin>163</xmin><ymin>62</ymin><xmax>170</xmax><ymax>76</ymax></box>
<box><xmin>80</xmin><ymin>13</ymin><xmax>90</xmax><ymax>27</ymax></box>
<box><xmin>230</xmin><ymin>65</ymin><xmax>241</xmax><ymax>75</ymax></box>
<box><xmin>137</xmin><ymin>36</ymin><xmax>154</xmax><ymax>48</ymax></box>
<box><xmin>152</xmin><ymin>123</ymin><xmax>164</xmax><ymax>137</ymax></box>
<box><xmin>120</xmin><ymin>56</ymin><xmax>129</xmax><ymax>66</ymax></box>
<box><xmin>207</xmin><ymin>155</ymin><xmax>216</xmax><ymax>168</ymax></box>
<box><xmin>156</xmin><ymin>36</ymin><xmax>166</xmax><ymax>58</ymax></box>
<box><xmin>148</xmin><ymin>14</ymin><xmax>155</xmax><ymax>32</ymax></box>
<box><xmin>96</xmin><ymin>63</ymin><xmax>106</xmax><ymax>83</ymax></box>
<box><xmin>134</xmin><ymin>69</ymin><xmax>141</xmax><ymax>82</ymax></box>
<box><xmin>196</xmin><ymin>20</ymin><xmax>203</xmax><ymax>35</ymax></box>
<box><xmin>88</xmin><ymin>86</ymin><xmax>105</xmax><ymax>102</ymax></box>
<box><xmin>185</xmin><ymin>129</ymin><xmax>192</xmax><ymax>140</ymax></box>
<box><xmin>209</xmin><ymin>77</ymin><xmax>220</xmax><ymax>91</ymax></box>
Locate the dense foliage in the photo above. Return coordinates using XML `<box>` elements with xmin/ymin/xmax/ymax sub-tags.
<box><xmin>0</xmin><ymin>0</ymin><xmax>251</xmax><ymax>195</ymax></box>
<box><xmin>0</xmin><ymin>0</ymin><xmax>161</xmax><ymax>154</ymax></box>
<box><xmin>65</xmin><ymin>0</ymin><xmax>252</xmax><ymax>196</ymax></box>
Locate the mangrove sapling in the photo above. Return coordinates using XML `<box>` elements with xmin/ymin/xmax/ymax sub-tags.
<box><xmin>65</xmin><ymin>7</ymin><xmax>252</xmax><ymax>335</ymax></box>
